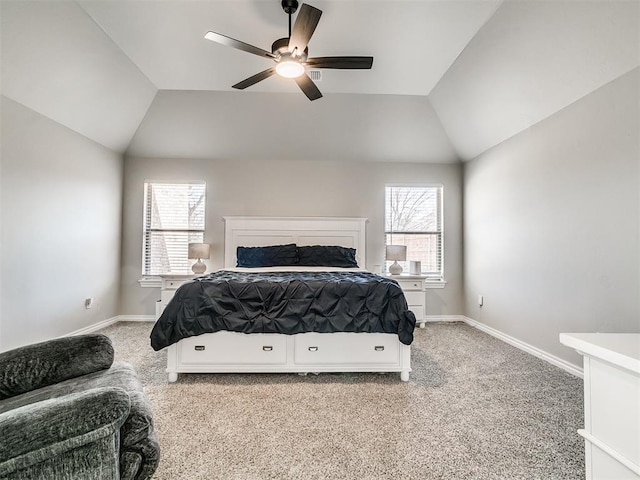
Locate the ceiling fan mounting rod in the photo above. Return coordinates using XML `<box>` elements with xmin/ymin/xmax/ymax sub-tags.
<box><xmin>281</xmin><ymin>0</ymin><xmax>298</xmax><ymax>38</ymax></box>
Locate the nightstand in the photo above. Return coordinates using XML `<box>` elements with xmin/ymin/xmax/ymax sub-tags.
<box><xmin>157</xmin><ymin>274</ymin><xmax>196</xmax><ymax>319</ymax></box>
<box><xmin>387</xmin><ymin>274</ymin><xmax>426</xmax><ymax>328</ymax></box>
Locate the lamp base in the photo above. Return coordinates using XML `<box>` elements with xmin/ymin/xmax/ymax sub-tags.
<box><xmin>388</xmin><ymin>260</ymin><xmax>403</xmax><ymax>275</ymax></box>
<box><xmin>191</xmin><ymin>259</ymin><xmax>206</xmax><ymax>274</ymax></box>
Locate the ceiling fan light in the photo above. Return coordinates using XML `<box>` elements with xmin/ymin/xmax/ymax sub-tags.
<box><xmin>275</xmin><ymin>59</ymin><xmax>305</xmax><ymax>78</ymax></box>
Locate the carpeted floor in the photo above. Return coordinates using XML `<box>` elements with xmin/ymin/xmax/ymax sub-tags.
<box><xmin>100</xmin><ymin>321</ymin><xmax>585</xmax><ymax>480</ymax></box>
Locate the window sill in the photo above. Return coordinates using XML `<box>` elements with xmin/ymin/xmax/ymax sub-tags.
<box><xmin>138</xmin><ymin>277</ymin><xmax>161</xmax><ymax>288</ymax></box>
<box><xmin>425</xmin><ymin>280</ymin><xmax>447</xmax><ymax>289</ymax></box>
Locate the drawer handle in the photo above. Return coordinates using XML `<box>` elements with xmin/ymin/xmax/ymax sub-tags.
<box><xmin>262</xmin><ymin>346</ymin><xmax>273</xmax><ymax>351</ymax></box>
<box><xmin>374</xmin><ymin>346</ymin><xmax>385</xmax><ymax>352</ymax></box>
<box><xmin>308</xmin><ymin>346</ymin><xmax>318</xmax><ymax>352</ymax></box>
<box><xmin>194</xmin><ymin>345</ymin><xmax>205</xmax><ymax>351</ymax></box>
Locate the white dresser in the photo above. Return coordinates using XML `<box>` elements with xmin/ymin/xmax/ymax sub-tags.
<box><xmin>560</xmin><ymin>333</ymin><xmax>640</xmax><ymax>480</ymax></box>
<box><xmin>388</xmin><ymin>274</ymin><xmax>426</xmax><ymax>327</ymax></box>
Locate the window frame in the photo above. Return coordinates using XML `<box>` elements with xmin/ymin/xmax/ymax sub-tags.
<box><xmin>384</xmin><ymin>183</ymin><xmax>444</xmax><ymax>281</ymax></box>
<box><xmin>140</xmin><ymin>180</ymin><xmax>206</xmax><ymax>278</ymax></box>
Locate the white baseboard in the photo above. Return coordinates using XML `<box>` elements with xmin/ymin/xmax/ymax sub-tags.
<box><xmin>425</xmin><ymin>315</ymin><xmax>465</xmax><ymax>323</ymax></box>
<box><xmin>65</xmin><ymin>315</ymin><xmax>155</xmax><ymax>337</ymax></box>
<box><xmin>66</xmin><ymin>316</ymin><xmax>120</xmax><ymax>337</ymax></box>
<box><xmin>462</xmin><ymin>316</ymin><xmax>583</xmax><ymax>378</ymax></box>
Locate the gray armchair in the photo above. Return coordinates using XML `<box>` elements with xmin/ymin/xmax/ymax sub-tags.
<box><xmin>0</xmin><ymin>334</ymin><xmax>159</xmax><ymax>479</ymax></box>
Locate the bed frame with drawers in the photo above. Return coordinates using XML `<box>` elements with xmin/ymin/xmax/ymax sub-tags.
<box><xmin>159</xmin><ymin>217</ymin><xmax>412</xmax><ymax>382</ymax></box>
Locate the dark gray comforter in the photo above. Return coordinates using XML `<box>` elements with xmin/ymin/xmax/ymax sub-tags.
<box><xmin>150</xmin><ymin>270</ymin><xmax>416</xmax><ymax>350</ymax></box>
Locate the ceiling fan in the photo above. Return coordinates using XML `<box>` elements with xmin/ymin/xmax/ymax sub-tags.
<box><xmin>204</xmin><ymin>0</ymin><xmax>374</xmax><ymax>101</ymax></box>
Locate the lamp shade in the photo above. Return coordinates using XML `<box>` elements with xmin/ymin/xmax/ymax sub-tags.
<box><xmin>188</xmin><ymin>243</ymin><xmax>210</xmax><ymax>260</ymax></box>
<box><xmin>386</xmin><ymin>245</ymin><xmax>407</xmax><ymax>261</ymax></box>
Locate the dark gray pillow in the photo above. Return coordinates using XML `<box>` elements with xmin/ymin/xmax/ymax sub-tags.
<box><xmin>297</xmin><ymin>245</ymin><xmax>358</xmax><ymax>268</ymax></box>
<box><xmin>236</xmin><ymin>243</ymin><xmax>298</xmax><ymax>267</ymax></box>
<box><xmin>0</xmin><ymin>334</ymin><xmax>114</xmax><ymax>400</ymax></box>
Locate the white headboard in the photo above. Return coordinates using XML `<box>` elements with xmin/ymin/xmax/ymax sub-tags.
<box><xmin>223</xmin><ymin>217</ymin><xmax>367</xmax><ymax>268</ymax></box>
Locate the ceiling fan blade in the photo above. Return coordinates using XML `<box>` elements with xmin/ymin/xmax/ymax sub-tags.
<box><xmin>294</xmin><ymin>73</ymin><xmax>323</xmax><ymax>101</ymax></box>
<box><xmin>232</xmin><ymin>67</ymin><xmax>276</xmax><ymax>90</ymax></box>
<box><xmin>305</xmin><ymin>56</ymin><xmax>374</xmax><ymax>69</ymax></box>
<box><xmin>205</xmin><ymin>31</ymin><xmax>275</xmax><ymax>59</ymax></box>
<box><xmin>288</xmin><ymin>4</ymin><xmax>322</xmax><ymax>56</ymax></box>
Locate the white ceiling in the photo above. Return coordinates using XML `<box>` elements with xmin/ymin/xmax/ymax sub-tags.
<box><xmin>1</xmin><ymin>0</ymin><xmax>156</xmax><ymax>152</ymax></box>
<box><xmin>430</xmin><ymin>0</ymin><xmax>640</xmax><ymax>159</ymax></box>
<box><xmin>1</xmin><ymin>0</ymin><xmax>638</xmax><ymax>161</ymax></box>
<box><xmin>77</xmin><ymin>0</ymin><xmax>501</xmax><ymax>96</ymax></box>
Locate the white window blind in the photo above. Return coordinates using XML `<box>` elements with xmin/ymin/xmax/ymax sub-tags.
<box><xmin>385</xmin><ymin>185</ymin><xmax>443</xmax><ymax>278</ymax></box>
<box><xmin>142</xmin><ymin>182</ymin><xmax>206</xmax><ymax>276</ymax></box>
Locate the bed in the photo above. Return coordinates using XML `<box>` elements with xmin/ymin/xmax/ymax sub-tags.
<box><xmin>151</xmin><ymin>217</ymin><xmax>415</xmax><ymax>382</ymax></box>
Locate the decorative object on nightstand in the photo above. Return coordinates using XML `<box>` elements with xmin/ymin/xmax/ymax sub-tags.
<box><xmin>386</xmin><ymin>245</ymin><xmax>407</xmax><ymax>275</ymax></box>
<box><xmin>188</xmin><ymin>243</ymin><xmax>210</xmax><ymax>274</ymax></box>
<box><xmin>409</xmin><ymin>260</ymin><xmax>422</xmax><ymax>275</ymax></box>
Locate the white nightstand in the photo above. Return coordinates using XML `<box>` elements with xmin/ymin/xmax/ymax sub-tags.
<box><xmin>157</xmin><ymin>274</ymin><xmax>196</xmax><ymax>319</ymax></box>
<box><xmin>387</xmin><ymin>274</ymin><xmax>426</xmax><ymax>328</ymax></box>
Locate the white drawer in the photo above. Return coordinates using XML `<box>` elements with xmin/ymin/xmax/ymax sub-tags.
<box><xmin>164</xmin><ymin>280</ymin><xmax>185</xmax><ymax>289</ymax></box>
<box><xmin>294</xmin><ymin>333</ymin><xmax>399</xmax><ymax>365</ymax></box>
<box><xmin>404</xmin><ymin>291</ymin><xmax>425</xmax><ymax>306</ymax></box>
<box><xmin>178</xmin><ymin>332</ymin><xmax>287</xmax><ymax>365</ymax></box>
<box><xmin>590</xmin><ymin>447</ymin><xmax>638</xmax><ymax>480</ymax></box>
<box><xmin>397</xmin><ymin>279</ymin><xmax>424</xmax><ymax>291</ymax></box>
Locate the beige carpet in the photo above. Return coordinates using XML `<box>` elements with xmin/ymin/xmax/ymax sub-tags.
<box><xmin>101</xmin><ymin>321</ymin><xmax>584</xmax><ymax>480</ymax></box>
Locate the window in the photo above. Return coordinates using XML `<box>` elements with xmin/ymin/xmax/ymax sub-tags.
<box><xmin>385</xmin><ymin>185</ymin><xmax>443</xmax><ymax>279</ymax></box>
<box><xmin>142</xmin><ymin>182</ymin><xmax>206</xmax><ymax>276</ymax></box>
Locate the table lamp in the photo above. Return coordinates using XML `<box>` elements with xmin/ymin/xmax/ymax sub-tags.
<box><xmin>188</xmin><ymin>243</ymin><xmax>210</xmax><ymax>274</ymax></box>
<box><xmin>386</xmin><ymin>245</ymin><xmax>407</xmax><ymax>275</ymax></box>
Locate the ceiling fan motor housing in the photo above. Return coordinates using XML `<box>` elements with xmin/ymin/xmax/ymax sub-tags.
<box><xmin>272</xmin><ymin>37</ymin><xmax>308</xmax><ymax>61</ymax></box>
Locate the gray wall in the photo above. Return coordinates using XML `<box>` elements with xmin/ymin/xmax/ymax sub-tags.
<box><xmin>120</xmin><ymin>157</ymin><xmax>463</xmax><ymax>317</ymax></box>
<box><xmin>125</xmin><ymin>91</ymin><xmax>458</xmax><ymax>164</ymax></box>
<box><xmin>0</xmin><ymin>97</ymin><xmax>123</xmax><ymax>350</ymax></box>
<box><xmin>463</xmin><ymin>68</ymin><xmax>640</xmax><ymax>367</ymax></box>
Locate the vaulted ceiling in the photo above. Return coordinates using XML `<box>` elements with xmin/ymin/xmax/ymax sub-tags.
<box><xmin>1</xmin><ymin>0</ymin><xmax>638</xmax><ymax>162</ymax></box>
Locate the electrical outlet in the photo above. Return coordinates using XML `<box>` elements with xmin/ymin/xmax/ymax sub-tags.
<box><xmin>478</xmin><ymin>295</ymin><xmax>484</xmax><ymax>307</ymax></box>
<box><xmin>85</xmin><ymin>298</ymin><xmax>94</xmax><ymax>309</ymax></box>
